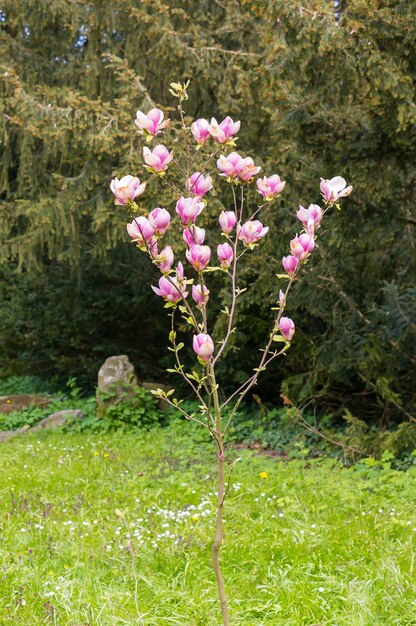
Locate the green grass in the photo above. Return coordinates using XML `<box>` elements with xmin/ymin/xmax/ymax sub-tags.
<box><xmin>1</xmin><ymin>423</ymin><xmax>416</xmax><ymax>625</ymax></box>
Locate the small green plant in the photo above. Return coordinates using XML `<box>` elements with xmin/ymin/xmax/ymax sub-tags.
<box><xmin>96</xmin><ymin>386</ymin><xmax>164</xmax><ymax>432</ymax></box>
<box><xmin>0</xmin><ymin>375</ymin><xmax>52</xmax><ymax>396</ymax></box>
<box><xmin>0</xmin><ymin>405</ymin><xmax>49</xmax><ymax>430</ymax></box>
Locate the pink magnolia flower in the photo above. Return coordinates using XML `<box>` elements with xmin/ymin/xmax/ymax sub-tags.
<box><xmin>135</xmin><ymin>108</ymin><xmax>168</xmax><ymax>136</ymax></box>
<box><xmin>217</xmin><ymin>152</ymin><xmax>260</xmax><ymax>182</ymax></box>
<box><xmin>282</xmin><ymin>255</ymin><xmax>299</xmax><ymax>277</ymax></box>
<box><xmin>217</xmin><ymin>243</ymin><xmax>233</xmax><ymax>269</ymax></box>
<box><xmin>217</xmin><ymin>152</ymin><xmax>243</xmax><ymax>179</ymax></box>
<box><xmin>219</xmin><ymin>210</ymin><xmax>237</xmax><ymax>234</ymax></box>
<box><xmin>191</xmin><ymin>119</ymin><xmax>211</xmax><ymax>145</ymax></box>
<box><xmin>238</xmin><ymin>220</ymin><xmax>269</xmax><ymax>246</ymax></box>
<box><xmin>126</xmin><ymin>216</ymin><xmax>155</xmax><ymax>247</ymax></box>
<box><xmin>279</xmin><ymin>317</ymin><xmax>295</xmax><ymax>341</ymax></box>
<box><xmin>152</xmin><ymin>276</ymin><xmax>186</xmax><ymax>302</ymax></box>
<box><xmin>297</xmin><ymin>204</ymin><xmax>323</xmax><ymax>233</ymax></box>
<box><xmin>237</xmin><ymin>156</ymin><xmax>262</xmax><ymax>182</ymax></box>
<box><xmin>143</xmin><ymin>145</ymin><xmax>173</xmax><ymax>172</ymax></box>
<box><xmin>186</xmin><ymin>172</ymin><xmax>213</xmax><ymax>198</ymax></box>
<box><xmin>279</xmin><ymin>289</ymin><xmax>286</xmax><ymax>308</ymax></box>
<box><xmin>210</xmin><ymin>116</ymin><xmax>240</xmax><ymax>144</ymax></box>
<box><xmin>186</xmin><ymin>245</ymin><xmax>211</xmax><ymax>272</ymax></box>
<box><xmin>148</xmin><ymin>207</ymin><xmax>171</xmax><ymax>236</ymax></box>
<box><xmin>176</xmin><ymin>196</ymin><xmax>205</xmax><ymax>226</ymax></box>
<box><xmin>192</xmin><ymin>284</ymin><xmax>210</xmax><ymax>309</ymax></box>
<box><xmin>290</xmin><ymin>233</ymin><xmax>315</xmax><ymax>260</ymax></box>
<box><xmin>156</xmin><ymin>245</ymin><xmax>174</xmax><ymax>273</ymax></box>
<box><xmin>183</xmin><ymin>226</ymin><xmax>206</xmax><ymax>247</ymax></box>
<box><xmin>193</xmin><ymin>333</ymin><xmax>215</xmax><ymax>362</ymax></box>
<box><xmin>110</xmin><ymin>176</ymin><xmax>146</xmax><ymax>205</ymax></box>
<box><xmin>256</xmin><ymin>175</ymin><xmax>286</xmax><ymax>201</ymax></box>
<box><xmin>320</xmin><ymin>176</ymin><xmax>353</xmax><ymax>203</ymax></box>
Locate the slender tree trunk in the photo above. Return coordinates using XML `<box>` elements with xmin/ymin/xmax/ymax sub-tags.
<box><xmin>210</xmin><ymin>364</ymin><xmax>231</xmax><ymax>625</ymax></box>
<box><xmin>212</xmin><ymin>440</ymin><xmax>230</xmax><ymax>625</ymax></box>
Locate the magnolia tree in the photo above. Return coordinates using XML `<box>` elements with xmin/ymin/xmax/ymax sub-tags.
<box><xmin>110</xmin><ymin>82</ymin><xmax>352</xmax><ymax>625</ymax></box>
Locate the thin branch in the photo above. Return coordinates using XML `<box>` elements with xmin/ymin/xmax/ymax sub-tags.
<box><xmin>212</xmin><ymin>185</ymin><xmax>242</xmax><ymax>366</ymax></box>
<box><xmin>159</xmin><ymin>176</ymin><xmax>182</xmax><ymax>198</ymax></box>
<box><xmin>163</xmin><ymin>395</ymin><xmax>213</xmax><ymax>430</ymax></box>
<box><xmin>170</xmin><ymin>310</ymin><xmax>213</xmax><ymax>423</ymax></box>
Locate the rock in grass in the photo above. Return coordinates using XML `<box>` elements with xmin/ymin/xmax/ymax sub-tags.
<box><xmin>0</xmin><ymin>426</ymin><xmax>30</xmax><ymax>442</ymax></box>
<box><xmin>96</xmin><ymin>355</ymin><xmax>139</xmax><ymax>416</ymax></box>
<box><xmin>0</xmin><ymin>394</ymin><xmax>51</xmax><ymax>415</ymax></box>
<box><xmin>30</xmin><ymin>409</ymin><xmax>84</xmax><ymax>432</ymax></box>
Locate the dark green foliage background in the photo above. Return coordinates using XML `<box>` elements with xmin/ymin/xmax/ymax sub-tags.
<box><xmin>0</xmin><ymin>0</ymin><xmax>415</xmax><ymax>423</ymax></box>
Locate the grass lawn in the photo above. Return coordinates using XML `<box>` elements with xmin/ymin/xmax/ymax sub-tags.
<box><xmin>0</xmin><ymin>423</ymin><xmax>415</xmax><ymax>625</ymax></box>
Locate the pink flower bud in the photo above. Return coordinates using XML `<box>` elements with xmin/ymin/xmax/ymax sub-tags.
<box><xmin>148</xmin><ymin>207</ymin><xmax>171</xmax><ymax>236</ymax></box>
<box><xmin>176</xmin><ymin>196</ymin><xmax>205</xmax><ymax>226</ymax></box>
<box><xmin>152</xmin><ymin>276</ymin><xmax>187</xmax><ymax>302</ymax></box>
<box><xmin>186</xmin><ymin>245</ymin><xmax>211</xmax><ymax>272</ymax></box>
<box><xmin>279</xmin><ymin>289</ymin><xmax>286</xmax><ymax>308</ymax></box>
<box><xmin>279</xmin><ymin>317</ymin><xmax>295</xmax><ymax>341</ymax></box>
<box><xmin>157</xmin><ymin>245</ymin><xmax>174</xmax><ymax>273</ymax></box>
<box><xmin>320</xmin><ymin>176</ymin><xmax>353</xmax><ymax>203</ymax></box>
<box><xmin>186</xmin><ymin>172</ymin><xmax>213</xmax><ymax>198</ymax></box>
<box><xmin>238</xmin><ymin>220</ymin><xmax>269</xmax><ymax>246</ymax></box>
<box><xmin>191</xmin><ymin>118</ymin><xmax>211</xmax><ymax>145</ymax></box>
<box><xmin>110</xmin><ymin>176</ymin><xmax>146</xmax><ymax>205</ymax></box>
<box><xmin>193</xmin><ymin>333</ymin><xmax>214</xmax><ymax>362</ymax></box>
<box><xmin>282</xmin><ymin>255</ymin><xmax>299</xmax><ymax>277</ymax></box>
<box><xmin>297</xmin><ymin>204</ymin><xmax>323</xmax><ymax>232</ymax></box>
<box><xmin>135</xmin><ymin>108</ymin><xmax>168</xmax><ymax>136</ymax></box>
<box><xmin>217</xmin><ymin>243</ymin><xmax>234</xmax><ymax>269</ymax></box>
<box><xmin>192</xmin><ymin>284</ymin><xmax>210</xmax><ymax>308</ymax></box>
<box><xmin>183</xmin><ymin>226</ymin><xmax>206</xmax><ymax>247</ymax></box>
<box><xmin>127</xmin><ymin>216</ymin><xmax>155</xmax><ymax>248</ymax></box>
<box><xmin>143</xmin><ymin>145</ymin><xmax>173</xmax><ymax>172</ymax></box>
<box><xmin>290</xmin><ymin>233</ymin><xmax>315</xmax><ymax>260</ymax></box>
<box><xmin>209</xmin><ymin>116</ymin><xmax>240</xmax><ymax>144</ymax></box>
<box><xmin>219</xmin><ymin>211</ymin><xmax>237</xmax><ymax>234</ymax></box>
<box><xmin>256</xmin><ymin>175</ymin><xmax>286</xmax><ymax>201</ymax></box>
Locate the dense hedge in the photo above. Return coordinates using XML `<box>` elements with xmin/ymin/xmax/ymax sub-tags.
<box><xmin>0</xmin><ymin>0</ymin><xmax>415</xmax><ymax>422</ymax></box>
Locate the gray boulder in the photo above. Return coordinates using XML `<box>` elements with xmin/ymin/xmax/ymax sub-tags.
<box><xmin>0</xmin><ymin>394</ymin><xmax>50</xmax><ymax>415</ymax></box>
<box><xmin>97</xmin><ymin>355</ymin><xmax>139</xmax><ymax>415</ymax></box>
<box><xmin>0</xmin><ymin>430</ymin><xmax>21</xmax><ymax>442</ymax></box>
<box><xmin>30</xmin><ymin>409</ymin><xmax>84</xmax><ymax>432</ymax></box>
<box><xmin>0</xmin><ymin>426</ymin><xmax>31</xmax><ymax>442</ymax></box>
